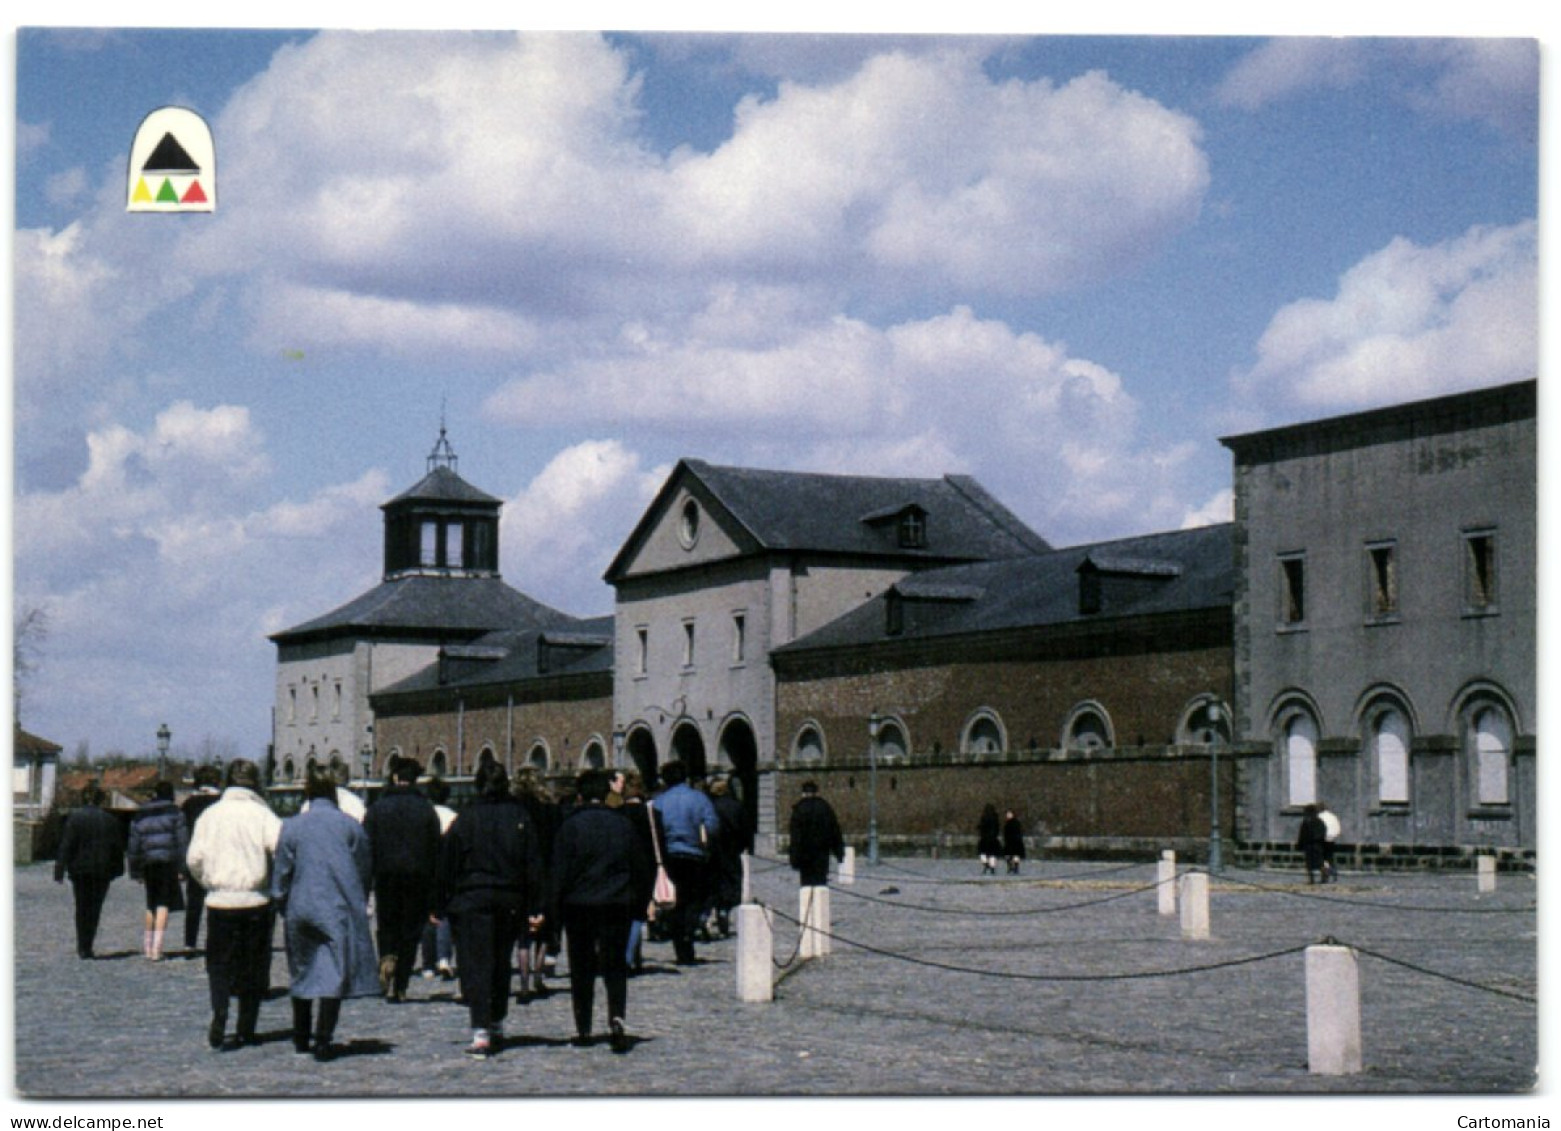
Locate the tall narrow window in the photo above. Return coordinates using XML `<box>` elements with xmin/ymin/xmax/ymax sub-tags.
<box><xmin>288</xmin><ymin>687</ymin><xmax>297</xmax><ymax>724</ymax></box>
<box><xmin>1284</xmin><ymin>711</ymin><xmax>1318</xmax><ymax>807</ymax></box>
<box><xmin>682</xmin><ymin>620</ymin><xmax>696</xmax><ymax>668</ymax></box>
<box><xmin>1372</xmin><ymin>707</ymin><xmax>1410</xmax><ymax>804</ymax></box>
<box><xmin>1465</xmin><ymin>529</ymin><xmax>1498</xmax><ymax>612</ymax></box>
<box><xmin>1473</xmin><ymin>707</ymin><xmax>1511</xmax><ymax>806</ymax></box>
<box><xmin>1279</xmin><ymin>554</ymin><xmax>1306</xmax><ymax>626</ymax></box>
<box><xmin>444</xmin><ymin>521</ymin><xmax>464</xmax><ymax>568</ymax></box>
<box><xmin>634</xmin><ymin>627</ymin><xmax>649</xmax><ymax>677</ymax></box>
<box><xmin>311</xmin><ymin>684</ymin><xmax>320</xmax><ymax>721</ymax></box>
<box><xmin>420</xmin><ymin>521</ymin><xmax>439</xmax><ymax>567</ymax></box>
<box><xmin>332</xmin><ymin>682</ymin><xmax>342</xmax><ymax>721</ymax></box>
<box><xmin>732</xmin><ymin>612</ymin><xmax>746</xmax><ymax>664</ymax></box>
<box><xmin>1367</xmin><ymin>542</ymin><xmax>1397</xmax><ymax>619</ymax></box>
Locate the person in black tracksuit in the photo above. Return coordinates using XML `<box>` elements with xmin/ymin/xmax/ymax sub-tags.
<box><xmin>436</xmin><ymin>761</ymin><xmax>545</xmax><ymax>1058</ymax></box>
<box><xmin>54</xmin><ymin>785</ymin><xmax>126</xmax><ymax>959</ymax></box>
<box><xmin>550</xmin><ymin>769</ymin><xmax>652</xmax><ymax>1053</ymax></box>
<box><xmin>364</xmin><ymin>756</ymin><xmax>441</xmax><ymax>1002</ymax></box>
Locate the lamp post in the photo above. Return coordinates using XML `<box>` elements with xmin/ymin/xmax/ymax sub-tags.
<box><xmin>156</xmin><ymin>722</ymin><xmax>171</xmax><ymax>781</ymax></box>
<box><xmin>1207</xmin><ymin>702</ymin><xmax>1224</xmax><ymax>873</ymax></box>
<box><xmin>867</xmin><ymin>711</ymin><xmax>882</xmax><ymax>866</ymax></box>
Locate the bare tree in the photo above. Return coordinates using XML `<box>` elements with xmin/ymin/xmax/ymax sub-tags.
<box><xmin>12</xmin><ymin>603</ymin><xmax>50</xmax><ymax>725</ymax></box>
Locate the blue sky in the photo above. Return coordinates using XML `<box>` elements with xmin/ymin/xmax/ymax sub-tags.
<box><xmin>8</xmin><ymin>11</ymin><xmax>1544</xmax><ymax>763</ymax></box>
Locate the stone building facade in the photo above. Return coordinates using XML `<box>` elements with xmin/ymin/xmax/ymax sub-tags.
<box><xmin>770</xmin><ymin>524</ymin><xmax>1235</xmax><ymax>855</ymax></box>
<box><xmin>1223</xmin><ymin>380</ymin><xmax>1536</xmax><ymax>867</ymax></box>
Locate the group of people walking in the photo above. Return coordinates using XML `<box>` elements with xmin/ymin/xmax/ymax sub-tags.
<box><xmin>976</xmin><ymin>804</ymin><xmax>1027</xmax><ymax>875</ymax></box>
<box><xmin>53</xmin><ymin>754</ymin><xmax>759</xmax><ymax>1062</ymax></box>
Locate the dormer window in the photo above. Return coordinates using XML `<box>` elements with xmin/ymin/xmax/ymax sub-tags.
<box><xmin>898</xmin><ymin>509</ymin><xmax>926</xmax><ymax>549</ymax></box>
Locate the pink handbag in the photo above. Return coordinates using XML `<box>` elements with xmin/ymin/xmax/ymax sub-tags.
<box><xmin>647</xmin><ymin>801</ymin><xmax>677</xmax><ymax>911</ymax></box>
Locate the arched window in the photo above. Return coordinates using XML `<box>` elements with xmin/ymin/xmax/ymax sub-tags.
<box><xmin>794</xmin><ymin>725</ymin><xmax>825</xmax><ymax>763</ymax></box>
<box><xmin>1368</xmin><ymin>705</ymin><xmax>1411</xmax><ymax>805</ymax></box>
<box><xmin>1063</xmin><ymin>703</ymin><xmax>1113</xmax><ymax>752</ymax></box>
<box><xmin>874</xmin><ymin>719</ymin><xmax>909</xmax><ymax>762</ymax></box>
<box><xmin>1178</xmin><ymin>697</ymin><xmax>1231</xmax><ymax>745</ymax></box>
<box><xmin>1282</xmin><ymin>710</ymin><xmax>1319</xmax><ymax>807</ymax></box>
<box><xmin>430</xmin><ymin>750</ymin><xmax>448</xmax><ymax>778</ymax></box>
<box><xmin>1471</xmin><ymin>705</ymin><xmax>1512</xmax><ymax>806</ymax></box>
<box><xmin>962</xmin><ymin>711</ymin><xmax>1005</xmax><ymax>758</ymax></box>
<box><xmin>581</xmin><ymin>739</ymin><xmax>606</xmax><ymax>770</ymax></box>
<box><xmin>281</xmin><ymin>757</ymin><xmax>296</xmax><ymax>784</ymax></box>
<box><xmin>527</xmin><ymin>742</ymin><xmax>549</xmax><ymax>772</ymax></box>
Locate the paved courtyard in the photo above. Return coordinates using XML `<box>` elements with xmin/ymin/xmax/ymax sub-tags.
<box><xmin>7</xmin><ymin>854</ymin><xmax>1540</xmax><ymax>1102</ymax></box>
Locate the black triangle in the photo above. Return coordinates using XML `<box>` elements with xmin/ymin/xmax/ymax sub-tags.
<box><xmin>142</xmin><ymin>132</ymin><xmax>200</xmax><ymax>174</ymax></box>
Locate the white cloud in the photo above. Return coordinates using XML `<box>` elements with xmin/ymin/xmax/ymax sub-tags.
<box><xmin>1181</xmin><ymin>489</ymin><xmax>1234</xmax><ymax>530</ymax></box>
<box><xmin>501</xmin><ymin>441</ymin><xmax>667</xmax><ymax>613</ymax></box>
<box><xmin>1237</xmin><ymin>221</ymin><xmax>1537</xmax><ymax>411</ymax></box>
<box><xmin>1217</xmin><ymin>37</ymin><xmax>1538</xmax><ymax>138</ymax></box>
<box><xmin>1214</xmin><ymin>38</ymin><xmax>1368</xmax><ymax>110</ymax></box>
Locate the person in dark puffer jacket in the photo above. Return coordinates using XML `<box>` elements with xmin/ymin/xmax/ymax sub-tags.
<box><xmin>128</xmin><ymin>780</ymin><xmax>188</xmax><ymax>961</ymax></box>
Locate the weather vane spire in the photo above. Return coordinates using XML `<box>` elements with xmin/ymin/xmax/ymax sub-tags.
<box><xmin>427</xmin><ymin>400</ymin><xmax>457</xmax><ymax>473</ymax></box>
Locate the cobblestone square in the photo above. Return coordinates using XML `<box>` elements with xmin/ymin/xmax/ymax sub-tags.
<box><xmin>7</xmin><ymin>854</ymin><xmax>1542</xmax><ymax>1117</ymax></box>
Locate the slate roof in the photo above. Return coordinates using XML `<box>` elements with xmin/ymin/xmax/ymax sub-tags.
<box><xmin>372</xmin><ymin>618</ymin><xmax>614</xmax><ymax>699</ymax></box>
<box><xmin>270</xmin><ymin>575</ymin><xmax>577</xmax><ymax>644</ymax></box>
<box><xmin>775</xmin><ymin>523</ymin><xmax>1233</xmax><ymax>653</ymax></box>
<box><xmin>383</xmin><ymin>465</ymin><xmax>502</xmax><ymax>508</ymax></box>
<box><xmin>606</xmin><ymin>459</ymin><xmax>1049</xmax><ymax>580</ymax></box>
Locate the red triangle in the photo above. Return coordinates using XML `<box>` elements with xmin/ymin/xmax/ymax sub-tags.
<box><xmin>181</xmin><ymin>180</ymin><xmax>208</xmax><ymax>204</ymax></box>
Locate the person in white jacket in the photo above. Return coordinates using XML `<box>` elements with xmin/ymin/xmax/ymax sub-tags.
<box><xmin>186</xmin><ymin>759</ymin><xmax>283</xmax><ymax>1051</ymax></box>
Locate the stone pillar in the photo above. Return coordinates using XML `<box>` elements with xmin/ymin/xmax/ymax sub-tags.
<box><xmin>1306</xmin><ymin>944</ymin><xmax>1363</xmax><ymax>1075</ymax></box>
<box><xmin>840</xmin><ymin>846</ymin><xmax>856</xmax><ymax>886</ymax></box>
<box><xmin>1158</xmin><ymin>850</ymin><xmax>1177</xmax><ymax>917</ymax></box>
<box><xmin>741</xmin><ymin>853</ymin><xmax>753</xmax><ymax>905</ymax></box>
<box><xmin>799</xmin><ymin>886</ymin><xmax>831</xmax><ymax>959</ymax></box>
<box><xmin>1179</xmin><ymin>872</ymin><xmax>1210</xmax><ymax>940</ymax></box>
<box><xmin>735</xmin><ymin>903</ymin><xmax>774</xmax><ymax>1003</ymax></box>
<box><xmin>1477</xmin><ymin>855</ymin><xmax>1497</xmax><ymax>894</ymax></box>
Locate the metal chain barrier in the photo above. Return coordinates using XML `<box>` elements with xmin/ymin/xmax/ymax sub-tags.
<box><xmin>828</xmin><ymin>874</ymin><xmax>1173</xmax><ymax>916</ymax></box>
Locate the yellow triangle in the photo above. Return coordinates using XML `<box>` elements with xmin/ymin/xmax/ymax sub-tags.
<box><xmin>132</xmin><ymin>178</ymin><xmax>154</xmax><ymax>203</ymax></box>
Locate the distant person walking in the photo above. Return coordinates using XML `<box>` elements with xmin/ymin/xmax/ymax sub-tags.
<box><xmin>273</xmin><ymin>767</ymin><xmax>380</xmax><ymax>1061</ymax></box>
<box><xmin>653</xmin><ymin>760</ymin><xmax>720</xmax><ymax>966</ymax></box>
<box><xmin>54</xmin><ymin>784</ymin><xmax>126</xmax><ymax>959</ymax></box>
<box><xmin>363</xmin><ymin>756</ymin><xmax>441</xmax><ymax>1002</ymax></box>
<box><xmin>976</xmin><ymin>804</ymin><xmax>1003</xmax><ymax>876</ymax></box>
<box><xmin>436</xmin><ymin>760</ymin><xmax>546</xmax><ymax>1058</ymax></box>
<box><xmin>788</xmin><ymin>781</ymin><xmax>845</xmax><ymax>887</ymax></box>
<box><xmin>1296</xmin><ymin>804</ymin><xmax>1328</xmax><ymax>885</ymax></box>
<box><xmin>128</xmin><ymin>780</ymin><xmax>188</xmax><ymax>961</ymax></box>
<box><xmin>1001</xmin><ymin>809</ymin><xmax>1027</xmax><ymax>875</ymax></box>
<box><xmin>617</xmin><ymin>770</ymin><xmax>660</xmax><ymax>974</ymax></box>
<box><xmin>185</xmin><ymin>759</ymin><xmax>283</xmax><ymax>1051</ymax></box>
<box><xmin>1318</xmin><ymin>802</ymin><xmax>1342</xmax><ymax>883</ymax></box>
<box><xmin>550</xmin><ymin>769</ymin><xmax>652</xmax><ymax>1053</ymax></box>
<box><xmin>180</xmin><ymin>765</ymin><xmax>224</xmax><ymax>951</ymax></box>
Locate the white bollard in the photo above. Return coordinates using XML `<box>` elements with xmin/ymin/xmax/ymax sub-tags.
<box><xmin>735</xmin><ymin>903</ymin><xmax>774</xmax><ymax>1002</ymax></box>
<box><xmin>1158</xmin><ymin>850</ymin><xmax>1177</xmax><ymax>917</ymax></box>
<box><xmin>1306</xmin><ymin>944</ymin><xmax>1363</xmax><ymax>1075</ymax></box>
<box><xmin>1477</xmin><ymin>855</ymin><xmax>1497</xmax><ymax>894</ymax></box>
<box><xmin>840</xmin><ymin>846</ymin><xmax>856</xmax><ymax>886</ymax></box>
<box><xmin>1179</xmin><ymin>872</ymin><xmax>1210</xmax><ymax>940</ymax></box>
<box><xmin>741</xmin><ymin>853</ymin><xmax>753</xmax><ymax>905</ymax></box>
<box><xmin>799</xmin><ymin>886</ymin><xmax>832</xmax><ymax>958</ymax></box>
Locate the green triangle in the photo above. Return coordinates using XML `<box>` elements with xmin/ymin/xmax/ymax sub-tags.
<box><xmin>156</xmin><ymin>178</ymin><xmax>179</xmax><ymax>203</ymax></box>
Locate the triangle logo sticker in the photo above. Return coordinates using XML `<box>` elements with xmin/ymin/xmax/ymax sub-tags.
<box><xmin>127</xmin><ymin>107</ymin><xmax>216</xmax><ymax>213</ymax></box>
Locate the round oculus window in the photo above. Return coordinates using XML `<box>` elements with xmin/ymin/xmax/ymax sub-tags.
<box><xmin>678</xmin><ymin>499</ymin><xmax>701</xmax><ymax>549</ymax></box>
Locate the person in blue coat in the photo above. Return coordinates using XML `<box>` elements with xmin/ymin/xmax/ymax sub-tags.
<box><xmin>272</xmin><ymin>767</ymin><xmax>380</xmax><ymax>1061</ymax></box>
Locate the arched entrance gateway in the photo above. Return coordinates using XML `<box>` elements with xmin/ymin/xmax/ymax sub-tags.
<box><xmin>625</xmin><ymin>727</ymin><xmax>659</xmax><ymax>789</ymax></box>
<box><xmin>717</xmin><ymin>717</ymin><xmax>760</xmax><ymax>846</ymax></box>
<box><xmin>670</xmin><ymin>721</ymin><xmax>708</xmax><ymax>780</ymax></box>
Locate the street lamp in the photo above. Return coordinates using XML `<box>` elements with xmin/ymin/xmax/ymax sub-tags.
<box><xmin>1207</xmin><ymin>702</ymin><xmax>1224</xmax><ymax>873</ymax></box>
<box><xmin>867</xmin><ymin>711</ymin><xmax>882</xmax><ymax>866</ymax></box>
<box><xmin>156</xmin><ymin>723</ymin><xmax>171</xmax><ymax>781</ymax></box>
